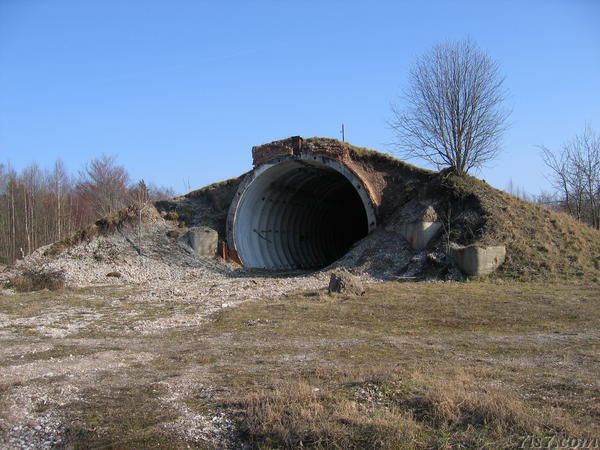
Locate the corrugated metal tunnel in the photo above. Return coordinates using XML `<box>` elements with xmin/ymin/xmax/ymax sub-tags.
<box><xmin>227</xmin><ymin>157</ymin><xmax>377</xmax><ymax>269</ymax></box>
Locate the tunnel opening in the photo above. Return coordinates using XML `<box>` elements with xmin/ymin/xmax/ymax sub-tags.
<box><xmin>229</xmin><ymin>158</ymin><xmax>375</xmax><ymax>270</ymax></box>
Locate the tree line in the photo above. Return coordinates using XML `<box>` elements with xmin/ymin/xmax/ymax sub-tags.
<box><xmin>507</xmin><ymin>127</ymin><xmax>600</xmax><ymax>230</ymax></box>
<box><xmin>0</xmin><ymin>155</ymin><xmax>174</xmax><ymax>265</ymax></box>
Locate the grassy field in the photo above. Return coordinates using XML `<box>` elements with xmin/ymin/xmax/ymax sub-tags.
<box><xmin>0</xmin><ymin>280</ymin><xmax>598</xmax><ymax>448</ymax></box>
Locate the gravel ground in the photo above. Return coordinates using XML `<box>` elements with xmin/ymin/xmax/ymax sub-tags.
<box><xmin>0</xmin><ymin>215</ymin><xmax>459</xmax><ymax>448</ymax></box>
<box><xmin>0</xmin><ymin>220</ymin><xmax>387</xmax><ymax>448</ymax></box>
<box><xmin>0</xmin><ymin>217</ymin><xmax>430</xmax><ymax>311</ymax></box>
<box><xmin>0</xmin><ymin>210</ymin><xmax>458</xmax><ymax>299</ymax></box>
<box><xmin>1</xmin><ymin>220</ymin><xmax>369</xmax><ymax>298</ymax></box>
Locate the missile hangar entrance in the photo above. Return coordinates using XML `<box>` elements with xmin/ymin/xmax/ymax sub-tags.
<box><xmin>226</xmin><ymin>155</ymin><xmax>377</xmax><ymax>269</ymax></box>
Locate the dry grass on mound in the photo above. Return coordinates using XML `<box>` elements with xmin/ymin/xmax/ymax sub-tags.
<box><xmin>444</xmin><ymin>173</ymin><xmax>600</xmax><ymax>281</ymax></box>
<box><xmin>44</xmin><ymin>203</ymin><xmax>162</xmax><ymax>257</ymax></box>
<box><xmin>7</xmin><ymin>268</ymin><xmax>66</xmax><ymax>292</ymax></box>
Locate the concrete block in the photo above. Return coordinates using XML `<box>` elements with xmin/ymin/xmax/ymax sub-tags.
<box><xmin>396</xmin><ymin>221</ymin><xmax>443</xmax><ymax>250</ymax></box>
<box><xmin>450</xmin><ymin>245</ymin><xmax>506</xmax><ymax>276</ymax></box>
<box><xmin>179</xmin><ymin>226</ymin><xmax>218</xmax><ymax>257</ymax></box>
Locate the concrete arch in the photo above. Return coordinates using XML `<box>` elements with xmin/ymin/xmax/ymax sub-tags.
<box><xmin>226</xmin><ymin>154</ymin><xmax>377</xmax><ymax>269</ymax></box>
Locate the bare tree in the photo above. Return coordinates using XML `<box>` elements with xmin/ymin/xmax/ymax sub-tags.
<box><xmin>540</xmin><ymin>126</ymin><xmax>600</xmax><ymax>228</ymax></box>
<box><xmin>147</xmin><ymin>183</ymin><xmax>176</xmax><ymax>201</ymax></box>
<box><xmin>390</xmin><ymin>39</ymin><xmax>510</xmax><ymax>175</ymax></box>
<box><xmin>133</xmin><ymin>179</ymin><xmax>150</xmax><ymax>255</ymax></box>
<box><xmin>77</xmin><ymin>155</ymin><xmax>130</xmax><ymax>218</ymax></box>
<box><xmin>50</xmin><ymin>160</ymin><xmax>69</xmax><ymax>241</ymax></box>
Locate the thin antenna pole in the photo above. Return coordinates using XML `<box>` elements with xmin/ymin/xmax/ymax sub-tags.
<box><xmin>341</xmin><ymin>123</ymin><xmax>345</xmax><ymax>142</ymax></box>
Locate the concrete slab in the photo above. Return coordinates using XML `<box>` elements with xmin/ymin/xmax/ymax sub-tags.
<box><xmin>397</xmin><ymin>221</ymin><xmax>443</xmax><ymax>250</ymax></box>
<box><xmin>179</xmin><ymin>226</ymin><xmax>218</xmax><ymax>257</ymax></box>
<box><xmin>450</xmin><ymin>245</ymin><xmax>506</xmax><ymax>276</ymax></box>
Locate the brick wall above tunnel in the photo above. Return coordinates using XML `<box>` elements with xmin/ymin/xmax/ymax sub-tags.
<box><xmin>251</xmin><ymin>137</ymin><xmax>381</xmax><ymax>205</ymax></box>
<box><xmin>252</xmin><ymin>136</ymin><xmax>351</xmax><ymax>167</ymax></box>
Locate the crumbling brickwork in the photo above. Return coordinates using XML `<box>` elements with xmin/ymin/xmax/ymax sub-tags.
<box><xmin>252</xmin><ymin>136</ymin><xmax>352</xmax><ymax>167</ymax></box>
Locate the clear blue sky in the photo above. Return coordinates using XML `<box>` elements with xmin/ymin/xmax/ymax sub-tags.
<box><xmin>1</xmin><ymin>0</ymin><xmax>599</xmax><ymax>195</ymax></box>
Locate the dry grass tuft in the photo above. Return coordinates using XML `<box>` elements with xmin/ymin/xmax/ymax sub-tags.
<box><xmin>8</xmin><ymin>269</ymin><xmax>66</xmax><ymax>292</ymax></box>
<box><xmin>227</xmin><ymin>367</ymin><xmax>583</xmax><ymax>449</ymax></box>
<box><xmin>408</xmin><ymin>370</ymin><xmax>534</xmax><ymax>432</ymax></box>
<box><xmin>228</xmin><ymin>377</ymin><xmax>418</xmax><ymax>449</ymax></box>
<box><xmin>63</xmin><ymin>383</ymin><xmax>185</xmax><ymax>448</ymax></box>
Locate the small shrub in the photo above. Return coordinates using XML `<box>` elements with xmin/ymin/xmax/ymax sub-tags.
<box><xmin>106</xmin><ymin>271</ymin><xmax>122</xmax><ymax>278</ymax></box>
<box><xmin>164</xmin><ymin>211</ymin><xmax>179</xmax><ymax>222</ymax></box>
<box><xmin>43</xmin><ymin>224</ymin><xmax>98</xmax><ymax>257</ymax></box>
<box><xmin>166</xmin><ymin>230</ymin><xmax>180</xmax><ymax>239</ymax></box>
<box><xmin>8</xmin><ymin>269</ymin><xmax>66</xmax><ymax>292</ymax></box>
<box><xmin>43</xmin><ymin>242</ymin><xmax>66</xmax><ymax>257</ymax></box>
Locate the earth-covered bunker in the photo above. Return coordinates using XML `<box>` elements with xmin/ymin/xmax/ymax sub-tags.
<box><xmin>41</xmin><ymin>136</ymin><xmax>600</xmax><ymax>281</ymax></box>
<box><xmin>226</xmin><ymin>137</ymin><xmax>390</xmax><ymax>269</ymax></box>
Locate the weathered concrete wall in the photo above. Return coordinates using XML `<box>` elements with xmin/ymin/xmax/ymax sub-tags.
<box><xmin>396</xmin><ymin>222</ymin><xmax>443</xmax><ymax>251</ymax></box>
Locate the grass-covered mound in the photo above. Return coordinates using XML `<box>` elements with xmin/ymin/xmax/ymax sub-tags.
<box><xmin>33</xmin><ymin>137</ymin><xmax>600</xmax><ymax>282</ymax></box>
<box><xmin>440</xmin><ymin>173</ymin><xmax>600</xmax><ymax>281</ymax></box>
<box><xmin>269</xmin><ymin>137</ymin><xmax>600</xmax><ymax>281</ymax></box>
